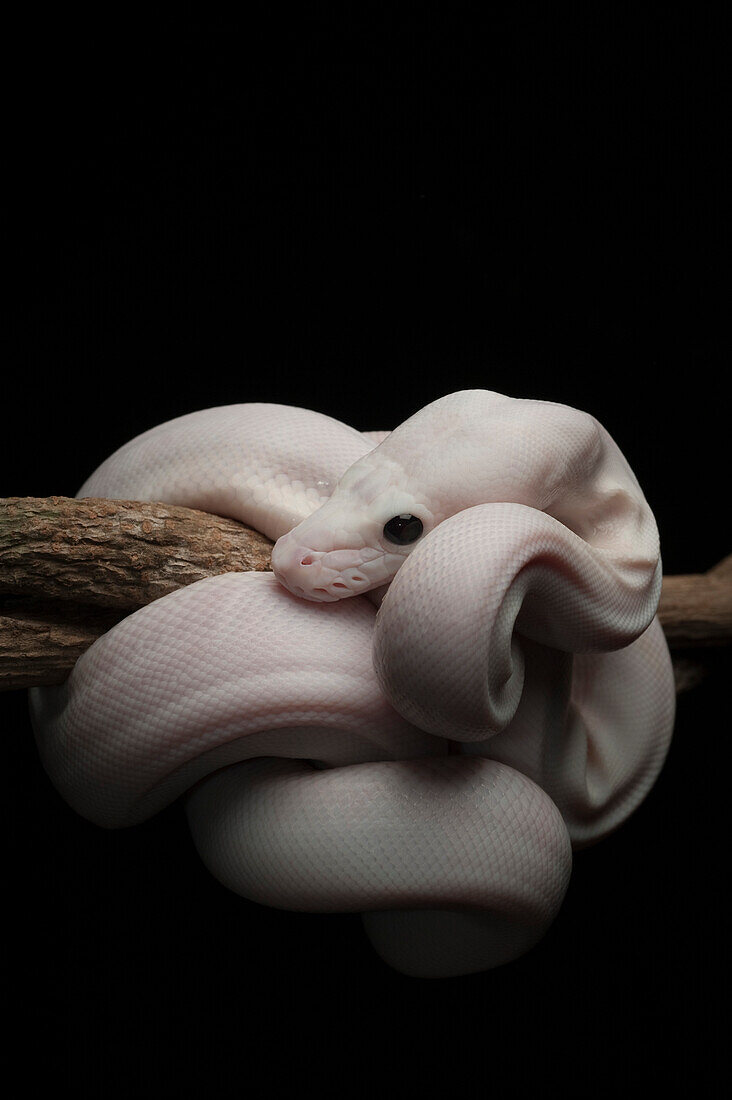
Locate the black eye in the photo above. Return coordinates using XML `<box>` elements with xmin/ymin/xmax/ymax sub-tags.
<box><xmin>383</xmin><ymin>514</ymin><xmax>423</xmax><ymax>545</ymax></box>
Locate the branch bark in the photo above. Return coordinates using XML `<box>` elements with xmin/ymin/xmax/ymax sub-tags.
<box><xmin>1</xmin><ymin>496</ymin><xmax>729</xmax><ymax>693</ymax></box>
<box><xmin>1</xmin><ymin>497</ymin><xmax>272</xmax><ymax>690</ymax></box>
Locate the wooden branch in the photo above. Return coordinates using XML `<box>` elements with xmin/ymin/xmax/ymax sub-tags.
<box><xmin>1</xmin><ymin>497</ymin><xmax>729</xmax><ymax>693</ymax></box>
<box><xmin>1</xmin><ymin>497</ymin><xmax>273</xmax><ymax>690</ymax></box>
<box><xmin>0</xmin><ymin>496</ymin><xmax>273</xmax><ymax>608</ymax></box>
<box><xmin>655</xmin><ymin>553</ymin><xmax>732</xmax><ymax>645</ymax></box>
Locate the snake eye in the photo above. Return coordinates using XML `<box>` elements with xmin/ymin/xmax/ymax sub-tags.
<box><xmin>383</xmin><ymin>514</ymin><xmax>424</xmax><ymax>545</ymax></box>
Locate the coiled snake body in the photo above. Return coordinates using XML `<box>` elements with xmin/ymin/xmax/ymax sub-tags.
<box><xmin>29</xmin><ymin>390</ymin><xmax>675</xmax><ymax>978</ymax></box>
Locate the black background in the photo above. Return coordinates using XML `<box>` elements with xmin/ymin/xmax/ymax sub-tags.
<box><xmin>4</xmin><ymin>9</ymin><xmax>728</xmax><ymax>1095</ymax></box>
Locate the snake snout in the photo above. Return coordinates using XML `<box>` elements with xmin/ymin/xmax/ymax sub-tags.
<box><xmin>271</xmin><ymin>531</ymin><xmax>377</xmax><ymax>602</ymax></box>
<box><xmin>270</xmin><ymin>535</ymin><xmax>335</xmax><ymax>601</ymax></box>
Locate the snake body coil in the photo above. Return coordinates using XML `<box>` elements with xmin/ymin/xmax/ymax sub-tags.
<box><xmin>29</xmin><ymin>391</ymin><xmax>675</xmax><ymax>978</ymax></box>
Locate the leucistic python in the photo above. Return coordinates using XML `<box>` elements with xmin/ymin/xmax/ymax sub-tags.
<box><xmin>29</xmin><ymin>390</ymin><xmax>675</xmax><ymax>978</ymax></box>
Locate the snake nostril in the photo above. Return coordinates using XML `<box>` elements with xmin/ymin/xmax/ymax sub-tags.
<box><xmin>300</xmin><ymin>556</ymin><xmax>314</xmax><ymax>566</ymax></box>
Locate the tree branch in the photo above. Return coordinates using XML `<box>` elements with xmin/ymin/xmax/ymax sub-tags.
<box><xmin>1</xmin><ymin>497</ymin><xmax>729</xmax><ymax>693</ymax></box>
<box><xmin>1</xmin><ymin>497</ymin><xmax>272</xmax><ymax>690</ymax></box>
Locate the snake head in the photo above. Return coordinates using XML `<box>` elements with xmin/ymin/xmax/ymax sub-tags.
<box><xmin>271</xmin><ymin>455</ymin><xmax>437</xmax><ymax>602</ymax></box>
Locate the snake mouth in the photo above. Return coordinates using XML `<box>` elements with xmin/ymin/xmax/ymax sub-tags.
<box><xmin>276</xmin><ymin>582</ymin><xmax>363</xmax><ymax>603</ymax></box>
<box><xmin>277</xmin><ymin>571</ymin><xmax>372</xmax><ymax>603</ymax></box>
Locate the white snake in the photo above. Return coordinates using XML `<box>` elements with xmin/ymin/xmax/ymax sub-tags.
<box><xmin>29</xmin><ymin>390</ymin><xmax>675</xmax><ymax>978</ymax></box>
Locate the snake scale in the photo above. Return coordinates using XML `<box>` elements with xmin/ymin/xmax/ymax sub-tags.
<box><xmin>29</xmin><ymin>390</ymin><xmax>675</xmax><ymax>977</ymax></box>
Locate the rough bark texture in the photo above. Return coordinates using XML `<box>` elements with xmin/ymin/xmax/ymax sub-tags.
<box><xmin>0</xmin><ymin>497</ymin><xmax>273</xmax><ymax>690</ymax></box>
<box><xmin>655</xmin><ymin>553</ymin><xmax>732</xmax><ymax>645</ymax></box>
<box><xmin>1</xmin><ymin>496</ymin><xmax>729</xmax><ymax>693</ymax></box>
<box><xmin>0</xmin><ymin>496</ymin><xmax>273</xmax><ymax>608</ymax></box>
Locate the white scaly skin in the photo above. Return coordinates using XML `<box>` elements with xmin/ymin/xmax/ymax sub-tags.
<box><xmin>272</xmin><ymin>389</ymin><xmax>661</xmax><ymax>602</ymax></box>
<box><xmin>29</xmin><ymin>391</ymin><xmax>674</xmax><ymax>978</ymax></box>
<box><xmin>273</xmin><ymin>390</ymin><xmax>674</xmax><ymax>850</ymax></box>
